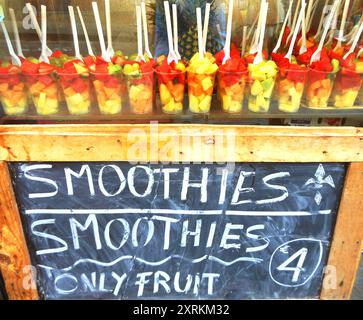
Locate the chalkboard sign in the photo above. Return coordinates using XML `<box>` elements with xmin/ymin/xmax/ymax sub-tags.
<box><xmin>9</xmin><ymin>162</ymin><xmax>346</xmax><ymax>300</ymax></box>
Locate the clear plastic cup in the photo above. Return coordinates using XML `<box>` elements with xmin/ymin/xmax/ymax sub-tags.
<box><xmin>0</xmin><ymin>71</ymin><xmax>28</xmax><ymax>115</ymax></box>
<box><xmin>91</xmin><ymin>72</ymin><xmax>123</xmax><ymax>115</ymax></box>
<box><xmin>306</xmin><ymin>68</ymin><xmax>338</xmax><ymax>108</ymax></box>
<box><xmin>125</xmin><ymin>70</ymin><xmax>154</xmax><ymax>114</ymax></box>
<box><xmin>156</xmin><ymin>69</ymin><xmax>185</xmax><ymax>114</ymax></box>
<box><xmin>277</xmin><ymin>67</ymin><xmax>308</xmax><ymax>113</ymax></box>
<box><xmin>59</xmin><ymin>72</ymin><xmax>92</xmax><ymax>115</ymax></box>
<box><xmin>24</xmin><ymin>71</ymin><xmax>59</xmax><ymax>115</ymax></box>
<box><xmin>218</xmin><ymin>70</ymin><xmax>248</xmax><ymax>113</ymax></box>
<box><xmin>331</xmin><ymin>68</ymin><xmax>363</xmax><ymax>108</ymax></box>
<box><xmin>248</xmin><ymin>62</ymin><xmax>278</xmax><ymax>113</ymax></box>
<box><xmin>188</xmin><ymin>72</ymin><xmax>216</xmax><ymax>114</ymax></box>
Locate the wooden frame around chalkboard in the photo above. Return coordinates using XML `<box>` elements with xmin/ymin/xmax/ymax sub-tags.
<box><xmin>0</xmin><ymin>124</ymin><xmax>362</xmax><ymax>300</ymax></box>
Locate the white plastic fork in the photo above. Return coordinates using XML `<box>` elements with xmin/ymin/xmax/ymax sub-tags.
<box><xmin>0</xmin><ymin>6</ymin><xmax>21</xmax><ymax>66</ymax></box>
<box><xmin>25</xmin><ymin>3</ymin><xmax>52</xmax><ymax>56</ymax></box>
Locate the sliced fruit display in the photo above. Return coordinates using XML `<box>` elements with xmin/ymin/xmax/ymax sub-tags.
<box><xmin>58</xmin><ymin>59</ymin><xmax>92</xmax><ymax>115</ymax></box>
<box><xmin>331</xmin><ymin>53</ymin><xmax>363</xmax><ymax>108</ymax></box>
<box><xmin>124</xmin><ymin>60</ymin><xmax>154</xmax><ymax>114</ymax></box>
<box><xmin>272</xmin><ymin>53</ymin><xmax>308</xmax><ymax>113</ymax></box>
<box><xmin>306</xmin><ymin>49</ymin><xmax>338</xmax><ymax>108</ymax></box>
<box><xmin>187</xmin><ymin>52</ymin><xmax>218</xmax><ymax>114</ymax></box>
<box><xmin>89</xmin><ymin>56</ymin><xmax>123</xmax><ymax>115</ymax></box>
<box><xmin>247</xmin><ymin>59</ymin><xmax>278</xmax><ymax>113</ymax></box>
<box><xmin>0</xmin><ymin>61</ymin><xmax>28</xmax><ymax>115</ymax></box>
<box><xmin>21</xmin><ymin>58</ymin><xmax>59</xmax><ymax>115</ymax></box>
<box><xmin>155</xmin><ymin>59</ymin><xmax>186</xmax><ymax>114</ymax></box>
<box><xmin>217</xmin><ymin>55</ymin><xmax>247</xmax><ymax>113</ymax></box>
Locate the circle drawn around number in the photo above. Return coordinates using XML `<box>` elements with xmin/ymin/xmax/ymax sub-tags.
<box><xmin>269</xmin><ymin>238</ymin><xmax>323</xmax><ymax>288</ymax></box>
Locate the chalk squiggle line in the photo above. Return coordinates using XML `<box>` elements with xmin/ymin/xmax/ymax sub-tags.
<box><xmin>37</xmin><ymin>255</ymin><xmax>263</xmax><ymax>272</ymax></box>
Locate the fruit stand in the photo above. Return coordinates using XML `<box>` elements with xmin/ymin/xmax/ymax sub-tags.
<box><xmin>0</xmin><ymin>0</ymin><xmax>362</xmax><ymax>300</ymax></box>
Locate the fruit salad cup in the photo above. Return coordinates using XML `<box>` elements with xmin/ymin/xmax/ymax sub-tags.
<box><xmin>331</xmin><ymin>54</ymin><xmax>363</xmax><ymax>108</ymax></box>
<box><xmin>247</xmin><ymin>60</ymin><xmax>278</xmax><ymax>112</ymax></box>
<box><xmin>217</xmin><ymin>56</ymin><xmax>247</xmax><ymax>113</ymax></box>
<box><xmin>332</xmin><ymin>68</ymin><xmax>362</xmax><ymax>108</ymax></box>
<box><xmin>277</xmin><ymin>66</ymin><xmax>308</xmax><ymax>113</ymax></box>
<box><xmin>0</xmin><ymin>64</ymin><xmax>28</xmax><ymax>115</ymax></box>
<box><xmin>305</xmin><ymin>51</ymin><xmax>339</xmax><ymax>108</ymax></box>
<box><xmin>187</xmin><ymin>53</ymin><xmax>218</xmax><ymax>114</ymax></box>
<box><xmin>124</xmin><ymin>62</ymin><xmax>154</xmax><ymax>114</ymax></box>
<box><xmin>89</xmin><ymin>57</ymin><xmax>123</xmax><ymax>115</ymax></box>
<box><xmin>92</xmin><ymin>73</ymin><xmax>123</xmax><ymax>115</ymax></box>
<box><xmin>218</xmin><ymin>69</ymin><xmax>248</xmax><ymax>113</ymax></box>
<box><xmin>22</xmin><ymin>60</ymin><xmax>59</xmax><ymax>115</ymax></box>
<box><xmin>156</xmin><ymin>60</ymin><xmax>186</xmax><ymax>114</ymax></box>
<box><xmin>58</xmin><ymin>60</ymin><xmax>92</xmax><ymax>115</ymax></box>
<box><xmin>306</xmin><ymin>69</ymin><xmax>337</xmax><ymax>108</ymax></box>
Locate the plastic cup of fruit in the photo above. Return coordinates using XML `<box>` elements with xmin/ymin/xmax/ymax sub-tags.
<box><xmin>277</xmin><ymin>67</ymin><xmax>308</xmax><ymax>113</ymax></box>
<box><xmin>156</xmin><ymin>69</ymin><xmax>185</xmax><ymax>114</ymax></box>
<box><xmin>91</xmin><ymin>72</ymin><xmax>123</xmax><ymax>115</ymax></box>
<box><xmin>125</xmin><ymin>70</ymin><xmax>154</xmax><ymax>114</ymax></box>
<box><xmin>248</xmin><ymin>61</ymin><xmax>278</xmax><ymax>113</ymax></box>
<box><xmin>188</xmin><ymin>72</ymin><xmax>216</xmax><ymax>114</ymax></box>
<box><xmin>0</xmin><ymin>70</ymin><xmax>28</xmax><ymax>115</ymax></box>
<box><xmin>331</xmin><ymin>68</ymin><xmax>363</xmax><ymax>108</ymax></box>
<box><xmin>59</xmin><ymin>72</ymin><xmax>92</xmax><ymax>115</ymax></box>
<box><xmin>24</xmin><ymin>71</ymin><xmax>59</xmax><ymax>115</ymax></box>
<box><xmin>217</xmin><ymin>70</ymin><xmax>248</xmax><ymax>113</ymax></box>
<box><xmin>306</xmin><ymin>68</ymin><xmax>337</xmax><ymax>108</ymax></box>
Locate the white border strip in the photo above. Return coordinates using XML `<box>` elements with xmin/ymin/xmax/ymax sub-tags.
<box><xmin>24</xmin><ymin>209</ymin><xmax>331</xmax><ymax>216</ymax></box>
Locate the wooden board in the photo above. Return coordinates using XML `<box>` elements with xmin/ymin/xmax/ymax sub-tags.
<box><xmin>0</xmin><ymin>161</ymin><xmax>38</xmax><ymax>300</ymax></box>
<box><xmin>320</xmin><ymin>162</ymin><xmax>363</xmax><ymax>300</ymax></box>
<box><xmin>0</xmin><ymin>124</ymin><xmax>362</xmax><ymax>162</ymax></box>
<box><xmin>0</xmin><ymin>124</ymin><xmax>362</xmax><ymax>300</ymax></box>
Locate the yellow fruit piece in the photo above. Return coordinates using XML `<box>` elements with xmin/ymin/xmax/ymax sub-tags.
<box><xmin>201</xmin><ymin>77</ymin><xmax>213</xmax><ymax>91</ymax></box>
<box><xmin>199</xmin><ymin>95</ymin><xmax>212</xmax><ymax>112</ymax></box>
<box><xmin>189</xmin><ymin>94</ymin><xmax>200</xmax><ymax>113</ymax></box>
<box><xmin>251</xmin><ymin>80</ymin><xmax>263</xmax><ymax>96</ymax></box>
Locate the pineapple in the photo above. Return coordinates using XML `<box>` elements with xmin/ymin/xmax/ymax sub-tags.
<box><xmin>149</xmin><ymin>0</ymin><xmax>224</xmax><ymax>61</ymax></box>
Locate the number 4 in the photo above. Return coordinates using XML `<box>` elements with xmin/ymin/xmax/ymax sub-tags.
<box><xmin>277</xmin><ymin>248</ymin><xmax>308</xmax><ymax>283</ymax></box>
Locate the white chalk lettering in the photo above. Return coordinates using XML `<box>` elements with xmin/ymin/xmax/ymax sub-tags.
<box><xmin>203</xmin><ymin>273</ymin><xmax>220</xmax><ymax>295</ymax></box>
<box><xmin>246</xmin><ymin>224</ymin><xmax>269</xmax><ymax>253</ymax></box>
<box><xmin>153</xmin><ymin>271</ymin><xmax>171</xmax><ymax>294</ymax></box>
<box><xmin>174</xmin><ymin>272</ymin><xmax>193</xmax><ymax>294</ymax></box>
<box><xmin>152</xmin><ymin>215</ymin><xmax>179</xmax><ymax>250</ymax></box>
<box><xmin>218</xmin><ymin>168</ymin><xmax>230</xmax><ymax>204</ymax></box>
<box><xmin>31</xmin><ymin>219</ymin><xmax>68</xmax><ymax>255</ymax></box>
<box><xmin>135</xmin><ymin>272</ymin><xmax>153</xmax><ymax>297</ymax></box>
<box><xmin>64</xmin><ymin>165</ymin><xmax>95</xmax><ymax>196</ymax></box>
<box><xmin>231</xmin><ymin>171</ymin><xmax>255</xmax><ymax>205</ymax></box>
<box><xmin>23</xmin><ymin>164</ymin><xmax>58</xmax><ymax>199</ymax></box>
<box><xmin>181</xmin><ymin>219</ymin><xmax>202</xmax><ymax>247</ymax></box>
<box><xmin>181</xmin><ymin>167</ymin><xmax>209</xmax><ymax>203</ymax></box>
<box><xmin>128</xmin><ymin>166</ymin><xmax>154</xmax><ymax>197</ymax></box>
<box><xmin>69</xmin><ymin>214</ymin><xmax>102</xmax><ymax>250</ymax></box>
<box><xmin>132</xmin><ymin>218</ymin><xmax>154</xmax><ymax>247</ymax></box>
<box><xmin>112</xmin><ymin>272</ymin><xmax>127</xmax><ymax>296</ymax></box>
<box><xmin>104</xmin><ymin>218</ymin><xmax>130</xmax><ymax>250</ymax></box>
<box><xmin>220</xmin><ymin>223</ymin><xmax>244</xmax><ymax>249</ymax></box>
<box><xmin>154</xmin><ymin>168</ymin><xmax>179</xmax><ymax>199</ymax></box>
<box><xmin>99</xmin><ymin>273</ymin><xmax>112</xmax><ymax>292</ymax></box>
<box><xmin>206</xmin><ymin>222</ymin><xmax>217</xmax><ymax>248</ymax></box>
<box><xmin>54</xmin><ymin>274</ymin><xmax>78</xmax><ymax>295</ymax></box>
<box><xmin>256</xmin><ymin>172</ymin><xmax>290</xmax><ymax>204</ymax></box>
<box><xmin>98</xmin><ymin>165</ymin><xmax>126</xmax><ymax>197</ymax></box>
<box><xmin>81</xmin><ymin>272</ymin><xmax>96</xmax><ymax>292</ymax></box>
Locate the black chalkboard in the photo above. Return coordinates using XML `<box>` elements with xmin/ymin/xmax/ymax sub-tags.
<box><xmin>9</xmin><ymin>162</ymin><xmax>346</xmax><ymax>300</ymax></box>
